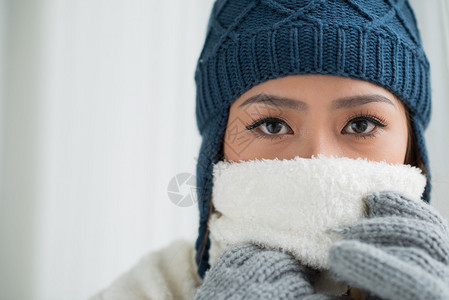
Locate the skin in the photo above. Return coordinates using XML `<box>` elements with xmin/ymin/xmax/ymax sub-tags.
<box><xmin>223</xmin><ymin>74</ymin><xmax>408</xmax><ymax>164</ymax></box>
<box><xmin>222</xmin><ymin>74</ymin><xmax>409</xmax><ymax>300</ymax></box>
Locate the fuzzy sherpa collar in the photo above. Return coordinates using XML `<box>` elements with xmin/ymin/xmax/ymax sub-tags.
<box><xmin>207</xmin><ymin>156</ymin><xmax>427</xmax><ymax>270</ymax></box>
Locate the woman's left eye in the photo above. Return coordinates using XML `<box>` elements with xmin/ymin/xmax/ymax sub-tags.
<box><xmin>342</xmin><ymin>116</ymin><xmax>386</xmax><ymax>136</ymax></box>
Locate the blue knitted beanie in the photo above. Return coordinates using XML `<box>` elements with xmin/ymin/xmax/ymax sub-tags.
<box><xmin>194</xmin><ymin>0</ymin><xmax>431</xmax><ymax>279</ymax></box>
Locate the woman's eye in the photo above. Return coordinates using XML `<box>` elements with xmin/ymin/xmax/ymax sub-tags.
<box><xmin>260</xmin><ymin>121</ymin><xmax>290</xmax><ymax>135</ymax></box>
<box><xmin>345</xmin><ymin>119</ymin><xmax>375</xmax><ymax>134</ymax></box>
<box><xmin>245</xmin><ymin>117</ymin><xmax>293</xmax><ymax>138</ymax></box>
<box><xmin>342</xmin><ymin>116</ymin><xmax>386</xmax><ymax>136</ymax></box>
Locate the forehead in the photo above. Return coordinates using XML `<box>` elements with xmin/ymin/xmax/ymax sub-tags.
<box><xmin>231</xmin><ymin>74</ymin><xmax>405</xmax><ymax>110</ymax></box>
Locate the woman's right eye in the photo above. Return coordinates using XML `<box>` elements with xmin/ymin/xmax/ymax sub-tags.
<box><xmin>245</xmin><ymin>117</ymin><xmax>294</xmax><ymax>139</ymax></box>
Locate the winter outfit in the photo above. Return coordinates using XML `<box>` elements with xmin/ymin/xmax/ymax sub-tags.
<box><xmin>89</xmin><ymin>157</ymin><xmax>448</xmax><ymax>299</ymax></box>
<box><xmin>195</xmin><ymin>189</ymin><xmax>449</xmax><ymax>300</ymax></box>
<box><xmin>194</xmin><ymin>0</ymin><xmax>432</xmax><ymax>280</ymax></box>
<box><xmin>89</xmin><ymin>0</ymin><xmax>449</xmax><ymax>299</ymax></box>
<box><xmin>195</xmin><ymin>156</ymin><xmax>432</xmax><ymax>299</ymax></box>
<box><xmin>327</xmin><ymin>191</ymin><xmax>449</xmax><ymax>299</ymax></box>
<box><xmin>207</xmin><ymin>156</ymin><xmax>426</xmax><ymax>270</ymax></box>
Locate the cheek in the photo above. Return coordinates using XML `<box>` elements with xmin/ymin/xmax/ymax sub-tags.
<box><xmin>223</xmin><ymin>117</ymin><xmax>256</xmax><ymax>161</ymax></box>
<box><xmin>383</xmin><ymin>127</ymin><xmax>409</xmax><ymax>164</ymax></box>
<box><xmin>353</xmin><ymin>120</ymin><xmax>408</xmax><ymax>164</ymax></box>
<box><xmin>223</xmin><ymin>127</ymin><xmax>268</xmax><ymax>161</ymax></box>
<box><xmin>383</xmin><ymin>113</ymin><xmax>409</xmax><ymax>164</ymax></box>
<box><xmin>223</xmin><ymin>117</ymin><xmax>284</xmax><ymax>162</ymax></box>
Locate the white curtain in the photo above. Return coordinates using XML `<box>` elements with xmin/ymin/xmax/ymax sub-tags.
<box><xmin>0</xmin><ymin>1</ymin><xmax>447</xmax><ymax>300</ymax></box>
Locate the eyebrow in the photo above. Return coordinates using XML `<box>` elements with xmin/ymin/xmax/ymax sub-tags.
<box><xmin>332</xmin><ymin>94</ymin><xmax>396</xmax><ymax>109</ymax></box>
<box><xmin>238</xmin><ymin>93</ymin><xmax>307</xmax><ymax>110</ymax></box>
<box><xmin>238</xmin><ymin>93</ymin><xmax>396</xmax><ymax>110</ymax></box>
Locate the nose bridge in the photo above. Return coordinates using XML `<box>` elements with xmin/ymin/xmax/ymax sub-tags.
<box><xmin>302</xmin><ymin>125</ymin><xmax>339</xmax><ymax>158</ymax></box>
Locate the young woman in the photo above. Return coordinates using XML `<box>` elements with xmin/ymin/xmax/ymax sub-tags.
<box><xmin>90</xmin><ymin>1</ymin><xmax>449</xmax><ymax>299</ymax></box>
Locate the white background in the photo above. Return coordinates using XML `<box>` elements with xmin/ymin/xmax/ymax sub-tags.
<box><xmin>0</xmin><ymin>1</ymin><xmax>448</xmax><ymax>299</ymax></box>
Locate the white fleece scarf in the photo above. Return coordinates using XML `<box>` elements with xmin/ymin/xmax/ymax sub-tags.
<box><xmin>207</xmin><ymin>156</ymin><xmax>427</xmax><ymax>271</ymax></box>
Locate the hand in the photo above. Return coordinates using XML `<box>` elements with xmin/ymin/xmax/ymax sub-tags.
<box><xmin>193</xmin><ymin>243</ymin><xmax>346</xmax><ymax>300</ymax></box>
<box><xmin>327</xmin><ymin>191</ymin><xmax>449</xmax><ymax>300</ymax></box>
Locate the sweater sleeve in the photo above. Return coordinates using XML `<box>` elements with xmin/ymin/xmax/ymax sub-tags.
<box><xmin>88</xmin><ymin>239</ymin><xmax>202</xmax><ymax>300</ymax></box>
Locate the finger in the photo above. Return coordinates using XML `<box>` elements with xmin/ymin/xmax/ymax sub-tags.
<box><xmin>227</xmin><ymin>244</ymin><xmax>323</xmax><ymax>286</ymax></box>
<box><xmin>234</xmin><ymin>281</ymin><xmax>347</xmax><ymax>300</ymax></box>
<box><xmin>361</xmin><ymin>292</ymin><xmax>385</xmax><ymax>300</ymax></box>
<box><xmin>366</xmin><ymin>191</ymin><xmax>449</xmax><ymax>231</ymax></box>
<box><xmin>236</xmin><ymin>264</ymin><xmax>316</xmax><ymax>298</ymax></box>
<box><xmin>220</xmin><ymin>243</ymin><xmax>263</xmax><ymax>267</ymax></box>
<box><xmin>328</xmin><ymin>240</ymin><xmax>449</xmax><ymax>299</ymax></box>
<box><xmin>303</xmin><ymin>294</ymin><xmax>348</xmax><ymax>300</ymax></box>
<box><xmin>245</xmin><ymin>249</ymin><xmax>318</xmax><ymax>282</ymax></box>
<box><xmin>382</xmin><ymin>246</ymin><xmax>449</xmax><ymax>279</ymax></box>
<box><xmin>225</xmin><ymin>250</ymin><xmax>335</xmax><ymax>299</ymax></box>
<box><xmin>329</xmin><ymin>217</ymin><xmax>449</xmax><ymax>264</ymax></box>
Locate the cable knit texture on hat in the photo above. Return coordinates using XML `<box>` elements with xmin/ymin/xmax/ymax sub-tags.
<box><xmin>194</xmin><ymin>0</ymin><xmax>432</xmax><ymax>279</ymax></box>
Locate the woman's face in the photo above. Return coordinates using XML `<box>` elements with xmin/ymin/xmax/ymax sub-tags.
<box><xmin>223</xmin><ymin>74</ymin><xmax>409</xmax><ymax>164</ymax></box>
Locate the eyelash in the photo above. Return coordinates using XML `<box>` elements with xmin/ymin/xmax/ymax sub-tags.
<box><xmin>244</xmin><ymin>116</ymin><xmax>291</xmax><ymax>140</ymax></box>
<box><xmin>342</xmin><ymin>112</ymin><xmax>388</xmax><ymax>139</ymax></box>
<box><xmin>244</xmin><ymin>112</ymin><xmax>388</xmax><ymax>140</ymax></box>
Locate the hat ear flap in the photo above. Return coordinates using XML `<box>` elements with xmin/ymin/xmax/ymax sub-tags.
<box><xmin>195</xmin><ymin>113</ymin><xmax>228</xmax><ymax>279</ymax></box>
